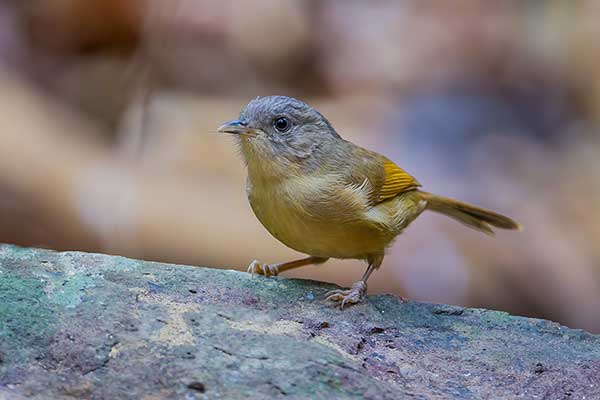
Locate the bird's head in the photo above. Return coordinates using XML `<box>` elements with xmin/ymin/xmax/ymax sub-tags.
<box><xmin>218</xmin><ymin>96</ymin><xmax>341</xmax><ymax>175</ymax></box>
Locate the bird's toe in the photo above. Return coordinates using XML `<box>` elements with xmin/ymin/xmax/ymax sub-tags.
<box><xmin>324</xmin><ymin>289</ymin><xmax>349</xmax><ymax>302</ymax></box>
<box><xmin>247</xmin><ymin>260</ymin><xmax>278</xmax><ymax>277</ymax></box>
<box><xmin>325</xmin><ymin>285</ymin><xmax>365</xmax><ymax>308</ymax></box>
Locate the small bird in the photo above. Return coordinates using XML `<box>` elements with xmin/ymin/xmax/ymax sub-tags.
<box><xmin>218</xmin><ymin>96</ymin><xmax>520</xmax><ymax>308</ymax></box>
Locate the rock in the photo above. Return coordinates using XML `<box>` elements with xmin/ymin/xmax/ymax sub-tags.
<box><xmin>0</xmin><ymin>244</ymin><xmax>599</xmax><ymax>399</ymax></box>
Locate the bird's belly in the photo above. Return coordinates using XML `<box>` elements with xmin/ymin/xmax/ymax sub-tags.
<box><xmin>248</xmin><ymin>191</ymin><xmax>396</xmax><ymax>259</ymax></box>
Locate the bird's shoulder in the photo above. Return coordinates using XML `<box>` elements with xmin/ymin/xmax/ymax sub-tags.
<box><xmin>336</xmin><ymin>142</ymin><xmax>420</xmax><ymax>205</ymax></box>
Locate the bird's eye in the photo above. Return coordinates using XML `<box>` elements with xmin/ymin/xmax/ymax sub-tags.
<box><xmin>273</xmin><ymin>117</ymin><xmax>291</xmax><ymax>133</ymax></box>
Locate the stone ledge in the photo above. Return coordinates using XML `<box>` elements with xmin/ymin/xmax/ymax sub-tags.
<box><xmin>0</xmin><ymin>245</ymin><xmax>599</xmax><ymax>399</ymax></box>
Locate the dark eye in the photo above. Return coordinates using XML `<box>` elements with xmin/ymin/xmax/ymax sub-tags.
<box><xmin>273</xmin><ymin>117</ymin><xmax>291</xmax><ymax>133</ymax></box>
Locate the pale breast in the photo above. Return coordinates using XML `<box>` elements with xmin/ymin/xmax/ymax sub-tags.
<box><xmin>246</xmin><ymin>175</ymin><xmax>419</xmax><ymax>259</ymax></box>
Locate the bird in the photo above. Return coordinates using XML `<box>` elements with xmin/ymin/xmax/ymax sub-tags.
<box><xmin>218</xmin><ymin>96</ymin><xmax>520</xmax><ymax>308</ymax></box>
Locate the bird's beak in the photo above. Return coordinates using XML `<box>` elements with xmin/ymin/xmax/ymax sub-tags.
<box><xmin>217</xmin><ymin>119</ymin><xmax>260</xmax><ymax>137</ymax></box>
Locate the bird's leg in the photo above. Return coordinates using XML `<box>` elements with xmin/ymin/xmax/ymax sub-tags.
<box><xmin>325</xmin><ymin>255</ymin><xmax>383</xmax><ymax>308</ymax></box>
<box><xmin>247</xmin><ymin>256</ymin><xmax>328</xmax><ymax>277</ymax></box>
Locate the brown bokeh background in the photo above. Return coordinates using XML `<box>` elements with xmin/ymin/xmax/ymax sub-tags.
<box><xmin>1</xmin><ymin>0</ymin><xmax>600</xmax><ymax>332</ymax></box>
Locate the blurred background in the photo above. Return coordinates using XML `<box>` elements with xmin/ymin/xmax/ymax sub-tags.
<box><xmin>1</xmin><ymin>0</ymin><xmax>599</xmax><ymax>331</ymax></box>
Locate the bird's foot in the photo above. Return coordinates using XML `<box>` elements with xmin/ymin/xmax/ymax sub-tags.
<box><xmin>325</xmin><ymin>281</ymin><xmax>367</xmax><ymax>309</ymax></box>
<box><xmin>247</xmin><ymin>260</ymin><xmax>279</xmax><ymax>277</ymax></box>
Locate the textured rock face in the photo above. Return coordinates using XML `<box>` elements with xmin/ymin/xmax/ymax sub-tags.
<box><xmin>0</xmin><ymin>245</ymin><xmax>599</xmax><ymax>399</ymax></box>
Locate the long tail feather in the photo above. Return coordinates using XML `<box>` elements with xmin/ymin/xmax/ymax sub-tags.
<box><xmin>418</xmin><ymin>191</ymin><xmax>521</xmax><ymax>236</ymax></box>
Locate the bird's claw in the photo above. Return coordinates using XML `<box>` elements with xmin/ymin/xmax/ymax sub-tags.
<box><xmin>247</xmin><ymin>260</ymin><xmax>279</xmax><ymax>277</ymax></box>
<box><xmin>324</xmin><ymin>281</ymin><xmax>367</xmax><ymax>309</ymax></box>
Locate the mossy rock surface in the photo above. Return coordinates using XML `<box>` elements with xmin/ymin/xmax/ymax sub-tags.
<box><xmin>1</xmin><ymin>244</ymin><xmax>599</xmax><ymax>399</ymax></box>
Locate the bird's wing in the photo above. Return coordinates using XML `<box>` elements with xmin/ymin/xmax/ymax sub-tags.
<box><xmin>376</xmin><ymin>159</ymin><xmax>420</xmax><ymax>203</ymax></box>
<box><xmin>340</xmin><ymin>143</ymin><xmax>420</xmax><ymax>206</ymax></box>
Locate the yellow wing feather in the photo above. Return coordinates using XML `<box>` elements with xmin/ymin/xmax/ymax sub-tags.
<box><xmin>377</xmin><ymin>160</ymin><xmax>420</xmax><ymax>202</ymax></box>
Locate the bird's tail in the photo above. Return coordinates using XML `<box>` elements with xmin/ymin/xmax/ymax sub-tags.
<box><xmin>418</xmin><ymin>191</ymin><xmax>521</xmax><ymax>236</ymax></box>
